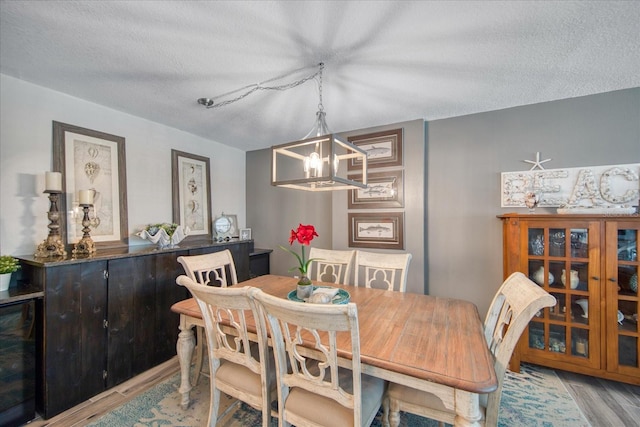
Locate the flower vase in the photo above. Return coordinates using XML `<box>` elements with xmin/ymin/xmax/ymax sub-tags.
<box><xmin>296</xmin><ymin>276</ymin><xmax>313</xmax><ymax>300</ymax></box>
<box><xmin>0</xmin><ymin>273</ymin><xmax>12</xmax><ymax>292</ymax></box>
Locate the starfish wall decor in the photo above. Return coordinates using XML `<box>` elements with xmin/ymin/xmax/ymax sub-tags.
<box><xmin>524</xmin><ymin>152</ymin><xmax>552</xmax><ymax>170</ymax></box>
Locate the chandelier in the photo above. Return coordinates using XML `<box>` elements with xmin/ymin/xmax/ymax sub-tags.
<box><xmin>270</xmin><ymin>63</ymin><xmax>368</xmax><ymax>191</ymax></box>
<box><xmin>197</xmin><ymin>63</ymin><xmax>368</xmax><ymax>191</ymax></box>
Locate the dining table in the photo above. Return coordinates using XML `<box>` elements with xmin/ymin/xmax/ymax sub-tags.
<box><xmin>170</xmin><ymin>274</ymin><xmax>498</xmax><ymax>426</ymax></box>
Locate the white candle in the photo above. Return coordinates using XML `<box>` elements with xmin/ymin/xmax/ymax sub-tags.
<box><xmin>78</xmin><ymin>189</ymin><xmax>94</xmax><ymax>205</ymax></box>
<box><xmin>45</xmin><ymin>171</ymin><xmax>62</xmax><ymax>191</ymax></box>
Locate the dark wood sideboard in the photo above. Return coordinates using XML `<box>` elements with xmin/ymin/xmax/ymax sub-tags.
<box><xmin>249</xmin><ymin>248</ymin><xmax>272</xmax><ymax>277</ymax></box>
<box><xmin>16</xmin><ymin>239</ymin><xmax>254</xmax><ymax>419</ymax></box>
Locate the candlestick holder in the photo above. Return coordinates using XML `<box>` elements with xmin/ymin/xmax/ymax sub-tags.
<box><xmin>72</xmin><ymin>204</ymin><xmax>97</xmax><ymax>256</ymax></box>
<box><xmin>35</xmin><ymin>190</ymin><xmax>68</xmax><ymax>258</ymax></box>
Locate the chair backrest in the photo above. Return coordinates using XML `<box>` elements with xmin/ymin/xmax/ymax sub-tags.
<box><xmin>353</xmin><ymin>250</ymin><xmax>412</xmax><ymax>292</ymax></box>
<box><xmin>482</xmin><ymin>272</ymin><xmax>556</xmax><ymax>426</ymax></box>
<box><xmin>250</xmin><ymin>288</ymin><xmax>366</xmax><ymax>427</ymax></box>
<box><xmin>176</xmin><ymin>276</ymin><xmax>271</xmax><ymax>423</ymax></box>
<box><xmin>307</xmin><ymin>247</ymin><xmax>356</xmax><ymax>285</ymax></box>
<box><xmin>177</xmin><ymin>249</ymin><xmax>238</xmax><ymax>287</ymax></box>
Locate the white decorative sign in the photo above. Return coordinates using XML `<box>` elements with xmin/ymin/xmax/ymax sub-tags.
<box><xmin>501</xmin><ymin>163</ymin><xmax>640</xmax><ymax>212</ymax></box>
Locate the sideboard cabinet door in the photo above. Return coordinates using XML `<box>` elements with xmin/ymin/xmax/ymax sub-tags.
<box><xmin>106</xmin><ymin>250</ymin><xmax>188</xmax><ymax>388</ymax></box>
<box><xmin>40</xmin><ymin>261</ymin><xmax>108</xmax><ymax>418</ymax></box>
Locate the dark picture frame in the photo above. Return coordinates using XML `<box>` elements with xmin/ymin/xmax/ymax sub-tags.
<box><xmin>348</xmin><ymin>170</ymin><xmax>404</xmax><ymax>209</ymax></box>
<box><xmin>348</xmin><ymin>212</ymin><xmax>404</xmax><ymax>249</ymax></box>
<box><xmin>53</xmin><ymin>121</ymin><xmax>128</xmax><ymax>249</ymax></box>
<box><xmin>172</xmin><ymin>149</ymin><xmax>212</xmax><ymax>241</ymax></box>
<box><xmin>347</xmin><ymin>128</ymin><xmax>403</xmax><ymax>170</ymax></box>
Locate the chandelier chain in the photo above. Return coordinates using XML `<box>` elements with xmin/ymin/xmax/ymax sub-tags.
<box><xmin>201</xmin><ymin>63</ymin><xmax>323</xmax><ymax>109</ymax></box>
<box><xmin>318</xmin><ymin>62</ymin><xmax>324</xmax><ymax>112</ymax></box>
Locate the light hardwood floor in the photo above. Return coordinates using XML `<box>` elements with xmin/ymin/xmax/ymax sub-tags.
<box><xmin>24</xmin><ymin>357</ymin><xmax>182</xmax><ymax>427</ymax></box>
<box><xmin>556</xmin><ymin>369</ymin><xmax>640</xmax><ymax>426</ymax></box>
<box><xmin>22</xmin><ymin>359</ymin><xmax>640</xmax><ymax>427</ymax></box>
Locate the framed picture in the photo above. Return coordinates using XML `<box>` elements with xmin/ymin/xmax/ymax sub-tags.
<box><xmin>347</xmin><ymin>128</ymin><xmax>403</xmax><ymax>170</ymax></box>
<box><xmin>348</xmin><ymin>170</ymin><xmax>404</xmax><ymax>209</ymax></box>
<box><xmin>227</xmin><ymin>214</ymin><xmax>239</xmax><ymax>238</ymax></box>
<box><xmin>348</xmin><ymin>212</ymin><xmax>404</xmax><ymax>249</ymax></box>
<box><xmin>240</xmin><ymin>228</ymin><xmax>252</xmax><ymax>241</ymax></box>
<box><xmin>53</xmin><ymin>121</ymin><xmax>128</xmax><ymax>249</ymax></box>
<box><xmin>172</xmin><ymin>149</ymin><xmax>212</xmax><ymax>241</ymax></box>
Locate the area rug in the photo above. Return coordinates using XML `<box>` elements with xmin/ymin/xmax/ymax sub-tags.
<box><xmin>89</xmin><ymin>363</ymin><xmax>590</xmax><ymax>426</ymax></box>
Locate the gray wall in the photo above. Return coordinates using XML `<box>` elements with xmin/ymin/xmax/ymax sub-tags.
<box><xmin>247</xmin><ymin>88</ymin><xmax>639</xmax><ymax>317</ymax></box>
<box><xmin>246</xmin><ymin>149</ymin><xmax>333</xmax><ymax>276</ymax></box>
<box><xmin>333</xmin><ymin>120</ymin><xmax>426</xmax><ymax>295</ymax></box>
<box><xmin>428</xmin><ymin>88</ymin><xmax>639</xmax><ymax>316</ymax></box>
<box><xmin>246</xmin><ymin>119</ymin><xmax>425</xmax><ymax>295</ymax></box>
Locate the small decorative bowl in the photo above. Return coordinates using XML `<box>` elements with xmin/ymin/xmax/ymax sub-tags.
<box><xmin>137</xmin><ymin>224</ymin><xmax>189</xmax><ymax>248</ymax></box>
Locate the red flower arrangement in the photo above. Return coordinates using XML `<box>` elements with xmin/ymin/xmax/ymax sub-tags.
<box><xmin>280</xmin><ymin>224</ymin><xmax>319</xmax><ymax>277</ymax></box>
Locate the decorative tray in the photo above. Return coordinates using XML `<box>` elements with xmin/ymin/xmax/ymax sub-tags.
<box><xmin>287</xmin><ymin>286</ymin><xmax>350</xmax><ymax>304</ymax></box>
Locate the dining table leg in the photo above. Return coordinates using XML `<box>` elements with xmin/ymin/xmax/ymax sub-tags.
<box><xmin>454</xmin><ymin>389</ymin><xmax>483</xmax><ymax>426</ymax></box>
<box><xmin>176</xmin><ymin>314</ymin><xmax>196</xmax><ymax>409</ymax></box>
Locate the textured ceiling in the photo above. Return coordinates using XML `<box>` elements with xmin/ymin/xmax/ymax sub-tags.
<box><xmin>1</xmin><ymin>1</ymin><xmax>639</xmax><ymax>152</ymax></box>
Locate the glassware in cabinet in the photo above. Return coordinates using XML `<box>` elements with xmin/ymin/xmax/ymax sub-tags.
<box><xmin>610</xmin><ymin>224</ymin><xmax>639</xmax><ymax>374</ymax></box>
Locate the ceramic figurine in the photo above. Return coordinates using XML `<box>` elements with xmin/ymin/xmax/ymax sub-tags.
<box><xmin>575</xmin><ymin>299</ymin><xmax>588</xmax><ymax>318</ymax></box>
<box><xmin>532</xmin><ymin>266</ymin><xmax>554</xmax><ymax>285</ymax></box>
<box><xmin>561</xmin><ymin>269</ymin><xmax>579</xmax><ymax>289</ymax></box>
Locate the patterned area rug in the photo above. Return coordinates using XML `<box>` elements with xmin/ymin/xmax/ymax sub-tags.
<box><xmin>89</xmin><ymin>363</ymin><xmax>590</xmax><ymax>427</ymax></box>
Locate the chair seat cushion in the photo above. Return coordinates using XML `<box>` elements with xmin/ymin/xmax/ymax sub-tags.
<box><xmin>286</xmin><ymin>370</ymin><xmax>385</xmax><ymax>427</ymax></box>
<box><xmin>216</xmin><ymin>359</ymin><xmax>272</xmax><ymax>397</ymax></box>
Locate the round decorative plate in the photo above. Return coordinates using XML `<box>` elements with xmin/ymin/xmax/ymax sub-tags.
<box><xmin>287</xmin><ymin>286</ymin><xmax>350</xmax><ymax>304</ymax></box>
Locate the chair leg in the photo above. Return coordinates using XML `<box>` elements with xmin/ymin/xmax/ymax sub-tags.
<box><xmin>193</xmin><ymin>325</ymin><xmax>205</xmax><ymax>386</ymax></box>
<box><xmin>209</xmin><ymin>380</ymin><xmax>220</xmax><ymax>427</ymax></box>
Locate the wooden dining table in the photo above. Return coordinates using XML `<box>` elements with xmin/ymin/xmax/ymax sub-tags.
<box><xmin>171</xmin><ymin>274</ymin><xmax>497</xmax><ymax>426</ymax></box>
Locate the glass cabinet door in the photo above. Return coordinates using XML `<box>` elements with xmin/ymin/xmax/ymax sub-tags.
<box><xmin>607</xmin><ymin>222</ymin><xmax>640</xmax><ymax>375</ymax></box>
<box><xmin>523</xmin><ymin>221</ymin><xmax>599</xmax><ymax>368</ymax></box>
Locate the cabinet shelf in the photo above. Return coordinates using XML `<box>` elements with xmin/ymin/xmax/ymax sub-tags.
<box><xmin>499</xmin><ymin>213</ymin><xmax>640</xmax><ymax>385</ymax></box>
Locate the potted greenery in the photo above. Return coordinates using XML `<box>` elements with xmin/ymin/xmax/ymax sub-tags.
<box><xmin>0</xmin><ymin>255</ymin><xmax>20</xmax><ymax>292</ymax></box>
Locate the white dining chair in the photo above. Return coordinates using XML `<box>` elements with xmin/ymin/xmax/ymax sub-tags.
<box><xmin>308</xmin><ymin>247</ymin><xmax>356</xmax><ymax>285</ymax></box>
<box><xmin>176</xmin><ymin>250</ymin><xmax>239</xmax><ymax>385</ymax></box>
<box><xmin>353</xmin><ymin>251</ymin><xmax>412</xmax><ymax>292</ymax></box>
<box><xmin>250</xmin><ymin>288</ymin><xmax>386</xmax><ymax>427</ymax></box>
<box><xmin>177</xmin><ymin>277</ymin><xmax>275</xmax><ymax>427</ymax></box>
<box><xmin>383</xmin><ymin>272</ymin><xmax>556</xmax><ymax>427</ymax></box>
<box><xmin>177</xmin><ymin>249</ymin><xmax>238</xmax><ymax>288</ymax></box>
